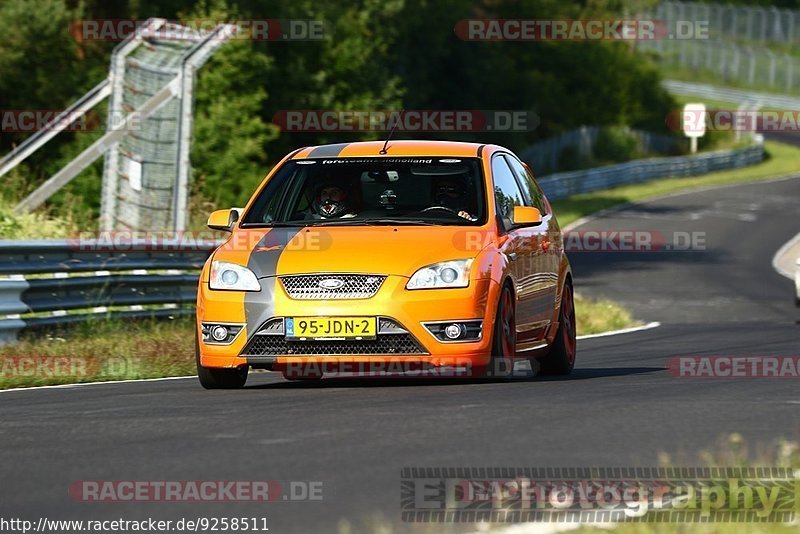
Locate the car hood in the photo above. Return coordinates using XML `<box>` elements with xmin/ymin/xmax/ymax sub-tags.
<box><xmin>214</xmin><ymin>226</ymin><xmax>491</xmax><ymax>278</ymax></box>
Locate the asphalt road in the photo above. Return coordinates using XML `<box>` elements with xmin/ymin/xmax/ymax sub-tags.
<box><xmin>1</xmin><ymin>177</ymin><xmax>799</xmax><ymax>533</ymax></box>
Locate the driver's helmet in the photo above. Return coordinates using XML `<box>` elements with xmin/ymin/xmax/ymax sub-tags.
<box><xmin>313</xmin><ymin>183</ymin><xmax>350</xmax><ymax>218</ymax></box>
<box><xmin>432</xmin><ymin>176</ymin><xmax>469</xmax><ymax>211</ymax></box>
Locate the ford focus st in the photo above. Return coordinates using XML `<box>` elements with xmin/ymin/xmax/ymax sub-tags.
<box><xmin>196</xmin><ymin>140</ymin><xmax>575</xmax><ymax>388</ymax></box>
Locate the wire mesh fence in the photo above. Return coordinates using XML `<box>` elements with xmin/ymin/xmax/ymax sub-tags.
<box><xmin>104</xmin><ymin>26</ymin><xmax>200</xmax><ymax>231</ymax></box>
<box><xmin>639</xmin><ymin>1</ymin><xmax>800</xmax><ymax>95</ymax></box>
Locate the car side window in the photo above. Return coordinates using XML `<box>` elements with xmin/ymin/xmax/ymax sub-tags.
<box><xmin>503</xmin><ymin>154</ymin><xmax>546</xmax><ymax>213</ymax></box>
<box><xmin>491</xmin><ymin>155</ymin><xmax>526</xmax><ymax>229</ymax></box>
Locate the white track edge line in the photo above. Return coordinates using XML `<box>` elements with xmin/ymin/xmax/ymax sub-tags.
<box><xmin>577</xmin><ymin>321</ymin><xmax>660</xmax><ymax>340</ymax></box>
<box><xmin>563</xmin><ymin>172</ymin><xmax>800</xmax><ymax>232</ymax></box>
<box><xmin>0</xmin><ymin>375</ymin><xmax>196</xmax><ymax>394</ymax></box>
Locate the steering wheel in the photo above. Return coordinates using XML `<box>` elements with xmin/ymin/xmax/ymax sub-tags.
<box><xmin>419</xmin><ymin>206</ymin><xmax>460</xmax><ymax>216</ymax></box>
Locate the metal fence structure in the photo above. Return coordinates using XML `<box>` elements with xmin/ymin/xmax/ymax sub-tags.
<box><xmin>0</xmin><ymin>240</ymin><xmax>216</xmax><ymax>343</ymax></box>
<box><xmin>518</xmin><ymin>126</ymin><xmax>682</xmax><ymax>176</ymax></box>
<box><xmin>639</xmin><ymin>1</ymin><xmax>800</xmax><ymax>94</ymax></box>
<box><xmin>655</xmin><ymin>0</ymin><xmax>800</xmax><ymax>45</ymax></box>
<box><xmin>3</xmin><ymin>19</ymin><xmax>235</xmax><ymax>233</ymax></box>
<box><xmin>534</xmin><ymin>141</ymin><xmax>764</xmax><ymax>201</ymax></box>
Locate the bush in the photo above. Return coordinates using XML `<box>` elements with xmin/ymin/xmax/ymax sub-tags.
<box><xmin>593</xmin><ymin>126</ymin><xmax>641</xmax><ymax>164</ymax></box>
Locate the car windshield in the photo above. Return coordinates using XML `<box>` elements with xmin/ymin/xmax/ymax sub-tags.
<box><xmin>241</xmin><ymin>157</ymin><xmax>487</xmax><ymax>226</ymax></box>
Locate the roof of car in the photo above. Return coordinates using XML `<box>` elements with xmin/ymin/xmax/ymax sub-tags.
<box><xmin>290</xmin><ymin>140</ymin><xmax>488</xmax><ymax>159</ymax></box>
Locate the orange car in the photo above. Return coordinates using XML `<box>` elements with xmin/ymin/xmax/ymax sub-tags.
<box><xmin>196</xmin><ymin>140</ymin><xmax>575</xmax><ymax>388</ymax></box>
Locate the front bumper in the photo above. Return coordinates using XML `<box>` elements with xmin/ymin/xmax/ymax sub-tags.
<box><xmin>196</xmin><ymin>275</ymin><xmax>499</xmax><ymax>371</ymax></box>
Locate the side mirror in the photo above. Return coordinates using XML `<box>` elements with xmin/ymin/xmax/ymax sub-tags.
<box><xmin>512</xmin><ymin>206</ymin><xmax>541</xmax><ymax>226</ymax></box>
<box><xmin>207</xmin><ymin>209</ymin><xmax>239</xmax><ymax>232</ymax></box>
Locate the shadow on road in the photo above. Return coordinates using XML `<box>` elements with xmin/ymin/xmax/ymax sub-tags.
<box><xmin>245</xmin><ymin>366</ymin><xmax>664</xmax><ymax>389</ymax></box>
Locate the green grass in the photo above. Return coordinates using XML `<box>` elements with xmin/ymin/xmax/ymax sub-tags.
<box><xmin>660</xmin><ymin>64</ymin><xmax>800</xmax><ymax>98</ymax></box>
<box><xmin>0</xmin><ymin>317</ymin><xmax>195</xmax><ymax>389</ymax></box>
<box><xmin>575</xmin><ymin>294</ymin><xmax>640</xmax><ymax>335</ymax></box>
<box><xmin>0</xmin><ymin>299</ymin><xmax>634</xmax><ymax>389</ymax></box>
<box><xmin>0</xmin><ymin>199</ymin><xmax>78</xmax><ymax>239</ymax></box>
<box><xmin>552</xmin><ymin>140</ymin><xmax>800</xmax><ymax>228</ymax></box>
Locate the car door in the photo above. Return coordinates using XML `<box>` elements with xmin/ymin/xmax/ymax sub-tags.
<box><xmin>490</xmin><ymin>154</ymin><xmax>548</xmax><ymax>346</ymax></box>
<box><xmin>501</xmin><ymin>153</ymin><xmax>559</xmax><ymax>344</ymax></box>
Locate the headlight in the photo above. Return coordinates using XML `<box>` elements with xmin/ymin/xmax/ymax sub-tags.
<box><xmin>209</xmin><ymin>261</ymin><xmax>260</xmax><ymax>291</ymax></box>
<box><xmin>406</xmin><ymin>259</ymin><xmax>473</xmax><ymax>290</ymax></box>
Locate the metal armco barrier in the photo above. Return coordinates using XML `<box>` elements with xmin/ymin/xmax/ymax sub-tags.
<box><xmin>0</xmin><ymin>240</ymin><xmax>217</xmax><ymax>344</ymax></box>
<box><xmin>535</xmin><ymin>142</ymin><xmax>765</xmax><ymax>201</ymax></box>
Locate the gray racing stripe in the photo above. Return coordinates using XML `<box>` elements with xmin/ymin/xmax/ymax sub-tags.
<box><xmin>306</xmin><ymin>143</ymin><xmax>351</xmax><ymax>158</ymax></box>
<box><xmin>244</xmin><ymin>228</ymin><xmax>303</xmax><ymax>338</ymax></box>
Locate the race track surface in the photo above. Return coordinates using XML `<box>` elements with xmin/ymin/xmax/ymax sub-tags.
<box><xmin>1</xmin><ymin>177</ymin><xmax>798</xmax><ymax>533</ymax></box>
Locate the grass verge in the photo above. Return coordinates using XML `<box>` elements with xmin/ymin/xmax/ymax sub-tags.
<box><xmin>552</xmin><ymin>140</ymin><xmax>800</xmax><ymax>228</ymax></box>
<box><xmin>0</xmin><ymin>317</ymin><xmax>196</xmax><ymax>390</ymax></box>
<box><xmin>575</xmin><ymin>294</ymin><xmax>640</xmax><ymax>335</ymax></box>
<box><xmin>0</xmin><ymin>299</ymin><xmax>635</xmax><ymax>389</ymax></box>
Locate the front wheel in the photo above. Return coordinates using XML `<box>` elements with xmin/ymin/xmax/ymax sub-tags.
<box><xmin>195</xmin><ymin>337</ymin><xmax>248</xmax><ymax>389</ymax></box>
<box><xmin>538</xmin><ymin>280</ymin><xmax>576</xmax><ymax>375</ymax></box>
<box><xmin>482</xmin><ymin>283</ymin><xmax>516</xmax><ymax>379</ymax></box>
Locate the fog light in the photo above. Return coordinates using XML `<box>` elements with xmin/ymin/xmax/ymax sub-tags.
<box><xmin>444</xmin><ymin>323</ymin><xmax>463</xmax><ymax>340</ymax></box>
<box><xmin>211</xmin><ymin>325</ymin><xmax>229</xmax><ymax>342</ymax></box>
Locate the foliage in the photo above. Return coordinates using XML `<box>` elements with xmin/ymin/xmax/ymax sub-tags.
<box><xmin>0</xmin><ymin>0</ymin><xmax>676</xmax><ymax>223</ymax></box>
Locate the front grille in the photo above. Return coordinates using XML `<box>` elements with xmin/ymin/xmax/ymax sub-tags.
<box><xmin>241</xmin><ymin>317</ymin><xmax>426</xmax><ymax>356</ymax></box>
<box><xmin>279</xmin><ymin>274</ymin><xmax>386</xmax><ymax>299</ymax></box>
<box><xmin>243</xmin><ymin>336</ymin><xmax>426</xmax><ymax>356</ymax></box>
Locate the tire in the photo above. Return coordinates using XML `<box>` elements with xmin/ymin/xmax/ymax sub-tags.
<box><xmin>195</xmin><ymin>335</ymin><xmax>248</xmax><ymax>389</ymax></box>
<box><xmin>539</xmin><ymin>279</ymin><xmax>576</xmax><ymax>376</ymax></box>
<box><xmin>483</xmin><ymin>283</ymin><xmax>516</xmax><ymax>379</ymax></box>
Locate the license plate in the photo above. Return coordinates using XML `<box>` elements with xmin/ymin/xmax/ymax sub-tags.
<box><xmin>285</xmin><ymin>317</ymin><xmax>377</xmax><ymax>340</ymax></box>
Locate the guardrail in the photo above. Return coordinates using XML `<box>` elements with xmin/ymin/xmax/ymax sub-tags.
<box><xmin>0</xmin><ymin>240</ymin><xmax>217</xmax><ymax>344</ymax></box>
<box><xmin>662</xmin><ymin>80</ymin><xmax>800</xmax><ymax>109</ymax></box>
<box><xmin>535</xmin><ymin>141</ymin><xmax>765</xmax><ymax>201</ymax></box>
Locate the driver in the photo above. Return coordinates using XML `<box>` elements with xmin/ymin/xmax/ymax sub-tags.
<box><xmin>309</xmin><ymin>182</ymin><xmax>356</xmax><ymax>219</ymax></box>
<box><xmin>432</xmin><ymin>176</ymin><xmax>477</xmax><ymax>221</ymax></box>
